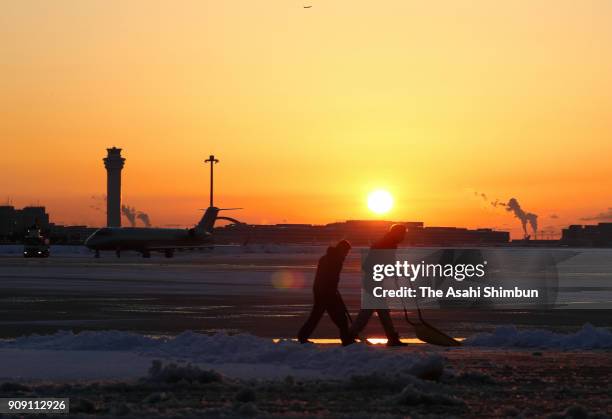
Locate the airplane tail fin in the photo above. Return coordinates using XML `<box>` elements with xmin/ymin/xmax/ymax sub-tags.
<box><xmin>195</xmin><ymin>207</ymin><xmax>242</xmax><ymax>235</ymax></box>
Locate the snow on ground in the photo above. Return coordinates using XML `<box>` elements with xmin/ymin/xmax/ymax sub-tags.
<box><xmin>0</xmin><ymin>331</ymin><xmax>443</xmax><ymax>382</ymax></box>
<box><xmin>2</xmin><ymin>348</ymin><xmax>610</xmax><ymax>418</ymax></box>
<box><xmin>1</xmin><ymin>324</ymin><xmax>611</xmax><ymax>383</ymax></box>
<box><xmin>0</xmin><ymin>348</ymin><xmax>324</xmax><ymax>382</ymax></box>
<box><xmin>1</xmin><ymin>330</ymin><xmax>611</xmax><ymax>417</ymax></box>
<box><xmin>464</xmin><ymin>323</ymin><xmax>612</xmax><ymax>349</ymax></box>
<box><xmin>0</xmin><ymin>349</ymin><xmax>156</xmax><ymax>381</ymax></box>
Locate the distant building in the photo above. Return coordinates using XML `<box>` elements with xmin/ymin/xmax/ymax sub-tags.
<box><xmin>509</xmin><ymin>238</ymin><xmax>561</xmax><ymax>247</ymax></box>
<box><xmin>0</xmin><ymin>206</ymin><xmax>17</xmax><ymax>240</ymax></box>
<box><xmin>214</xmin><ymin>220</ymin><xmax>422</xmax><ymax>245</ymax></box>
<box><xmin>214</xmin><ymin>220</ymin><xmax>509</xmax><ymax>246</ymax></box>
<box><xmin>0</xmin><ymin>204</ymin><xmax>510</xmax><ymax>247</ymax></box>
<box><xmin>49</xmin><ymin>225</ymin><xmax>98</xmax><ymax>245</ymax></box>
<box><xmin>17</xmin><ymin>206</ymin><xmax>49</xmax><ymax>232</ymax></box>
<box><xmin>0</xmin><ymin>205</ymin><xmax>50</xmax><ymax>241</ymax></box>
<box><xmin>407</xmin><ymin>226</ymin><xmax>510</xmax><ymax>246</ymax></box>
<box><xmin>561</xmin><ymin>223</ymin><xmax>612</xmax><ymax>247</ymax></box>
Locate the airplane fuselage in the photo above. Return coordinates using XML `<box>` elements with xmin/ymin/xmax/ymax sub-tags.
<box><xmin>85</xmin><ymin>227</ymin><xmax>211</xmax><ymax>252</ymax></box>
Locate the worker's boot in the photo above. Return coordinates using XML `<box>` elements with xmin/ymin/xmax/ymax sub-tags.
<box><xmin>298</xmin><ymin>336</ymin><xmax>313</xmax><ymax>344</ymax></box>
<box><xmin>386</xmin><ymin>332</ymin><xmax>407</xmax><ymax>347</ymax></box>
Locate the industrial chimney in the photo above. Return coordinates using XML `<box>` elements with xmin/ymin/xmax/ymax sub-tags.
<box><xmin>103</xmin><ymin>147</ymin><xmax>125</xmax><ymax>227</ymax></box>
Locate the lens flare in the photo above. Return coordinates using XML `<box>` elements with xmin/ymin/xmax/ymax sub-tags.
<box><xmin>271</xmin><ymin>270</ymin><xmax>305</xmax><ymax>289</ymax></box>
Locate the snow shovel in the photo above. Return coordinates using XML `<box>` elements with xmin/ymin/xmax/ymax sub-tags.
<box><xmin>398</xmin><ymin>280</ymin><xmax>461</xmax><ymax>347</ymax></box>
<box><xmin>402</xmin><ymin>306</ymin><xmax>461</xmax><ymax>347</ymax></box>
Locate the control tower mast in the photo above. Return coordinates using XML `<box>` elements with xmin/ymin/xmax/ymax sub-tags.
<box><xmin>103</xmin><ymin>147</ymin><xmax>125</xmax><ymax>227</ymax></box>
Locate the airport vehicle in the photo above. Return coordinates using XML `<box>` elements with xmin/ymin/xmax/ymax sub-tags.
<box><xmin>84</xmin><ymin>206</ymin><xmax>241</xmax><ymax>258</ymax></box>
<box><xmin>23</xmin><ymin>227</ymin><xmax>50</xmax><ymax>258</ymax></box>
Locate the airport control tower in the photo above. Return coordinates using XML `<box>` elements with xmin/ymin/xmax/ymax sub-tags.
<box><xmin>103</xmin><ymin>147</ymin><xmax>125</xmax><ymax>227</ymax></box>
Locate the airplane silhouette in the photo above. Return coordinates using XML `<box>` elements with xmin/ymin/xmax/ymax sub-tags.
<box><xmin>85</xmin><ymin>207</ymin><xmax>243</xmax><ymax>258</ymax></box>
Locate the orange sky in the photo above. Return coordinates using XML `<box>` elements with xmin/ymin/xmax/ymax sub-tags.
<box><xmin>1</xmin><ymin>1</ymin><xmax>611</xmax><ymax>237</ymax></box>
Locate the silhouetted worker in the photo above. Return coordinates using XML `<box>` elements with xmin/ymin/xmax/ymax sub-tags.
<box><xmin>297</xmin><ymin>240</ymin><xmax>354</xmax><ymax>346</ymax></box>
<box><xmin>349</xmin><ymin>224</ymin><xmax>408</xmax><ymax>346</ymax></box>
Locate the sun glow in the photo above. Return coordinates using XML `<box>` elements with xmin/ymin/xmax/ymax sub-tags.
<box><xmin>367</xmin><ymin>190</ymin><xmax>394</xmax><ymax>215</ymax></box>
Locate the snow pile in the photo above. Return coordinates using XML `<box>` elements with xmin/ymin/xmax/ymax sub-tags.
<box><xmin>150</xmin><ymin>332</ymin><xmax>444</xmax><ymax>378</ymax></box>
<box><xmin>464</xmin><ymin>324</ymin><xmax>612</xmax><ymax>350</ymax></box>
<box><xmin>0</xmin><ymin>331</ymin><xmax>444</xmax><ymax>379</ymax></box>
<box><xmin>0</xmin><ymin>330</ymin><xmax>155</xmax><ymax>351</ymax></box>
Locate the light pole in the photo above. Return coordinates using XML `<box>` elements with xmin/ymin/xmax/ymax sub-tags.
<box><xmin>204</xmin><ymin>155</ymin><xmax>219</xmax><ymax>207</ymax></box>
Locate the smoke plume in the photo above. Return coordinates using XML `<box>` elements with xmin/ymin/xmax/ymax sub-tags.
<box><xmin>505</xmin><ymin>198</ymin><xmax>538</xmax><ymax>238</ymax></box>
<box><xmin>121</xmin><ymin>204</ymin><xmax>152</xmax><ymax>227</ymax></box>
<box><xmin>474</xmin><ymin>191</ymin><xmax>539</xmax><ymax>238</ymax></box>
<box><xmin>121</xmin><ymin>205</ymin><xmax>137</xmax><ymax>227</ymax></box>
<box><xmin>137</xmin><ymin>211</ymin><xmax>151</xmax><ymax>227</ymax></box>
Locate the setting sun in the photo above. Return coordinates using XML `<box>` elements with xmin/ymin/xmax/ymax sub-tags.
<box><xmin>367</xmin><ymin>190</ymin><xmax>394</xmax><ymax>215</ymax></box>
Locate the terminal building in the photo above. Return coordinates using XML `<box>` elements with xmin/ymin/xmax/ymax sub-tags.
<box><xmin>0</xmin><ymin>205</ymin><xmax>96</xmax><ymax>244</ymax></box>
<box><xmin>405</xmin><ymin>226</ymin><xmax>510</xmax><ymax>246</ymax></box>
<box><xmin>213</xmin><ymin>220</ymin><xmax>510</xmax><ymax>246</ymax></box>
<box><xmin>0</xmin><ymin>205</ymin><xmax>50</xmax><ymax>241</ymax></box>
<box><xmin>0</xmin><ymin>205</ymin><xmax>510</xmax><ymax>246</ymax></box>
<box><xmin>561</xmin><ymin>223</ymin><xmax>612</xmax><ymax>247</ymax></box>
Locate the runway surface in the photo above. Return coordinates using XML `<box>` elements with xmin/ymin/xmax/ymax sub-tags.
<box><xmin>0</xmin><ymin>248</ymin><xmax>609</xmax><ymax>339</ymax></box>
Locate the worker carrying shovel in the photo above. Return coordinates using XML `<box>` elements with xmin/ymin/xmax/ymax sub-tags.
<box><xmin>349</xmin><ymin>224</ymin><xmax>461</xmax><ymax>348</ymax></box>
<box><xmin>348</xmin><ymin>224</ymin><xmax>408</xmax><ymax>347</ymax></box>
<box><xmin>297</xmin><ymin>240</ymin><xmax>355</xmax><ymax>346</ymax></box>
